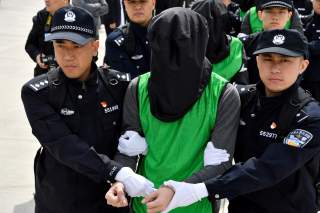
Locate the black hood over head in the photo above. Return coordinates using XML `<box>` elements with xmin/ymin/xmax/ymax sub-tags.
<box><xmin>147</xmin><ymin>7</ymin><xmax>211</xmax><ymax>122</ymax></box>
<box><xmin>191</xmin><ymin>0</ymin><xmax>229</xmax><ymax>63</ymax></box>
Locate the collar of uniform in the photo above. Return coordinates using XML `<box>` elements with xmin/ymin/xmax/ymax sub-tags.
<box><xmin>130</xmin><ymin>22</ymin><xmax>148</xmax><ymax>40</ymax></box>
<box><xmin>257</xmin><ymin>80</ymin><xmax>300</xmax><ymax>105</ymax></box>
<box><xmin>314</xmin><ymin>13</ymin><xmax>320</xmax><ymax>21</ymax></box>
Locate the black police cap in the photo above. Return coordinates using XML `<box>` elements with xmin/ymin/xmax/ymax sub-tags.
<box><xmin>253</xmin><ymin>29</ymin><xmax>308</xmax><ymax>58</ymax></box>
<box><xmin>259</xmin><ymin>0</ymin><xmax>293</xmax><ymax>10</ymax></box>
<box><xmin>45</xmin><ymin>6</ymin><xmax>96</xmax><ymax>45</ymax></box>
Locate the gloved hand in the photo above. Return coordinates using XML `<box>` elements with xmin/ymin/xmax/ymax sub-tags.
<box><xmin>118</xmin><ymin>130</ymin><xmax>148</xmax><ymax>156</ymax></box>
<box><xmin>204</xmin><ymin>141</ymin><xmax>230</xmax><ymax>166</ymax></box>
<box><xmin>115</xmin><ymin>167</ymin><xmax>155</xmax><ymax>197</ymax></box>
<box><xmin>162</xmin><ymin>180</ymin><xmax>209</xmax><ymax>213</ymax></box>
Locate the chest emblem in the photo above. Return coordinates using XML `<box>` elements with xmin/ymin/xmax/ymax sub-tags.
<box><xmin>104</xmin><ymin>104</ymin><xmax>119</xmax><ymax>114</ymax></box>
<box><xmin>60</xmin><ymin>108</ymin><xmax>75</xmax><ymax>116</ymax></box>
<box><xmin>131</xmin><ymin>54</ymin><xmax>143</xmax><ymax>60</ymax></box>
<box><xmin>283</xmin><ymin>129</ymin><xmax>313</xmax><ymax>148</ymax></box>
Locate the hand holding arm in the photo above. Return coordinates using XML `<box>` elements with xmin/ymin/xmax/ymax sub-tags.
<box><xmin>115</xmin><ymin>167</ymin><xmax>155</xmax><ymax>197</ymax></box>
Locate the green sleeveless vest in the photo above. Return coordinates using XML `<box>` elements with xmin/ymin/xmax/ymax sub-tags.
<box><xmin>133</xmin><ymin>72</ymin><xmax>227</xmax><ymax>213</ymax></box>
<box><xmin>212</xmin><ymin>36</ymin><xmax>243</xmax><ymax>81</ymax></box>
<box><xmin>249</xmin><ymin>7</ymin><xmax>291</xmax><ymax>33</ymax></box>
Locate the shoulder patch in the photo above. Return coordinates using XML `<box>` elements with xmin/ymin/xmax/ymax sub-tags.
<box><xmin>27</xmin><ymin>75</ymin><xmax>49</xmax><ymax>92</ymax></box>
<box><xmin>108</xmin><ymin>69</ymin><xmax>131</xmax><ymax>82</ymax></box>
<box><xmin>114</xmin><ymin>35</ymin><xmax>125</xmax><ymax>47</ymax></box>
<box><xmin>283</xmin><ymin>129</ymin><xmax>313</xmax><ymax>148</ymax></box>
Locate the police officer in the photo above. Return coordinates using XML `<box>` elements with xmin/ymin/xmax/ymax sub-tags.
<box><xmin>240</xmin><ymin>0</ymin><xmax>303</xmax><ymax>84</ymax></box>
<box><xmin>21</xmin><ymin>6</ymin><xmax>155</xmax><ymax>213</ymax></box>
<box><xmin>143</xmin><ymin>29</ymin><xmax>320</xmax><ymax>213</ymax></box>
<box><xmin>301</xmin><ymin>0</ymin><xmax>320</xmax><ymax>101</ymax></box>
<box><xmin>25</xmin><ymin>0</ymin><xmax>69</xmax><ymax>76</ymax></box>
<box><xmin>240</xmin><ymin>0</ymin><xmax>303</xmax><ymax>35</ymax></box>
<box><xmin>104</xmin><ymin>0</ymin><xmax>155</xmax><ymax>78</ymax></box>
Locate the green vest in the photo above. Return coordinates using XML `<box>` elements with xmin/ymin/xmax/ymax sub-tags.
<box><xmin>133</xmin><ymin>72</ymin><xmax>227</xmax><ymax>213</ymax></box>
<box><xmin>212</xmin><ymin>36</ymin><xmax>243</xmax><ymax>81</ymax></box>
<box><xmin>249</xmin><ymin>7</ymin><xmax>291</xmax><ymax>33</ymax></box>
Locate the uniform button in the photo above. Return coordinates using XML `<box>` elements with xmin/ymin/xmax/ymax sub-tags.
<box><xmin>214</xmin><ymin>194</ymin><xmax>220</xmax><ymax>199</ymax></box>
<box><xmin>78</xmin><ymin>94</ymin><xmax>83</xmax><ymax>100</ymax></box>
<box><xmin>112</xmin><ymin>121</ymin><xmax>117</xmax><ymax>126</ymax></box>
<box><xmin>250</xmin><ymin>113</ymin><xmax>255</xmax><ymax>118</ymax></box>
<box><xmin>146</xmin><ymin>41</ymin><xmax>149</xmax><ymax>44</ymax></box>
<box><xmin>296</xmin><ymin>113</ymin><xmax>301</xmax><ymax>117</ymax></box>
<box><xmin>136</xmin><ymin>65</ymin><xmax>140</xmax><ymax>69</ymax></box>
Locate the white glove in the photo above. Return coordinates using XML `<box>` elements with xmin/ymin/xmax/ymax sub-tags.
<box><xmin>115</xmin><ymin>167</ymin><xmax>155</xmax><ymax>197</ymax></box>
<box><xmin>162</xmin><ymin>180</ymin><xmax>209</xmax><ymax>213</ymax></box>
<box><xmin>118</xmin><ymin>130</ymin><xmax>148</xmax><ymax>156</ymax></box>
<box><xmin>204</xmin><ymin>142</ymin><xmax>230</xmax><ymax>166</ymax></box>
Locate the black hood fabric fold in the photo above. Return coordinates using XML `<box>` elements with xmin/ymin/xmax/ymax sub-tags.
<box><xmin>191</xmin><ymin>0</ymin><xmax>229</xmax><ymax>63</ymax></box>
<box><xmin>147</xmin><ymin>7</ymin><xmax>211</xmax><ymax>122</ymax></box>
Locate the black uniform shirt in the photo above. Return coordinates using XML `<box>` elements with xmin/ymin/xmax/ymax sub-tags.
<box><xmin>204</xmin><ymin>82</ymin><xmax>320</xmax><ymax>213</ymax></box>
<box><xmin>21</xmin><ymin>64</ymin><xmax>127</xmax><ymax>213</ymax></box>
<box><xmin>105</xmin><ymin>22</ymin><xmax>150</xmax><ymax>78</ymax></box>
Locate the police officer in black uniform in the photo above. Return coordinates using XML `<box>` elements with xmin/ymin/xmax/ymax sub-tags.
<box><xmin>25</xmin><ymin>0</ymin><xmax>69</xmax><ymax>76</ymax></box>
<box><xmin>301</xmin><ymin>0</ymin><xmax>320</xmax><ymax>101</ymax></box>
<box><xmin>104</xmin><ymin>0</ymin><xmax>155</xmax><ymax>79</ymax></box>
<box><xmin>21</xmin><ymin>6</ymin><xmax>155</xmax><ymax>213</ymax></box>
<box><xmin>142</xmin><ymin>29</ymin><xmax>320</xmax><ymax>213</ymax></box>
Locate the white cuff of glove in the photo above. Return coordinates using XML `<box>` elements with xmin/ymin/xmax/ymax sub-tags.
<box><xmin>118</xmin><ymin>130</ymin><xmax>148</xmax><ymax>156</ymax></box>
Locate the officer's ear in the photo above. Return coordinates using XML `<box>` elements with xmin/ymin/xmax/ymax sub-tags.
<box><xmin>298</xmin><ymin>58</ymin><xmax>309</xmax><ymax>75</ymax></box>
<box><xmin>152</xmin><ymin>0</ymin><xmax>156</xmax><ymax>10</ymax></box>
<box><xmin>91</xmin><ymin>39</ymin><xmax>99</xmax><ymax>56</ymax></box>
<box><xmin>257</xmin><ymin>10</ymin><xmax>263</xmax><ymax>21</ymax></box>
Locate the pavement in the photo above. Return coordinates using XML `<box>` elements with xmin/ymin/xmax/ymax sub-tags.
<box><xmin>0</xmin><ymin>1</ymin><xmax>106</xmax><ymax>212</ymax></box>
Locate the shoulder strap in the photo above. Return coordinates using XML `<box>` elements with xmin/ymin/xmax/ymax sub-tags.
<box><xmin>236</xmin><ymin>84</ymin><xmax>257</xmax><ymax>111</ymax></box>
<box><xmin>119</xmin><ymin>23</ymin><xmax>136</xmax><ymax>57</ymax></box>
<box><xmin>278</xmin><ymin>87</ymin><xmax>314</xmax><ymax>135</ymax></box>
<box><xmin>97</xmin><ymin>67</ymin><xmax>131</xmax><ymax>105</ymax></box>
<box><xmin>47</xmin><ymin>68</ymin><xmax>67</xmax><ymax>110</ymax></box>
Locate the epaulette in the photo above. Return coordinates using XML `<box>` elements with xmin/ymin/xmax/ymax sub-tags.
<box><xmin>113</xmin><ymin>33</ymin><xmax>125</xmax><ymax>47</ymax></box>
<box><xmin>98</xmin><ymin>67</ymin><xmax>131</xmax><ymax>86</ymax></box>
<box><xmin>234</xmin><ymin>84</ymin><xmax>257</xmax><ymax>111</ymax></box>
<box><xmin>235</xmin><ymin>83</ymin><xmax>256</xmax><ymax>95</ymax></box>
<box><xmin>110</xmin><ymin>25</ymin><xmax>129</xmax><ymax>47</ymax></box>
<box><xmin>27</xmin><ymin>74</ymin><xmax>49</xmax><ymax>92</ymax></box>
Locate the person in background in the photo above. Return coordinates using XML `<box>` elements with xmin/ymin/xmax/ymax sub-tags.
<box><xmin>301</xmin><ymin>0</ymin><xmax>320</xmax><ymax>101</ymax></box>
<box><xmin>155</xmin><ymin>0</ymin><xmax>184</xmax><ymax>14</ymax></box>
<box><xmin>192</xmin><ymin>0</ymin><xmax>248</xmax><ymax>84</ymax></box>
<box><xmin>240</xmin><ymin>0</ymin><xmax>303</xmax><ymax>35</ymax></box>
<box><xmin>143</xmin><ymin>29</ymin><xmax>320</xmax><ymax>213</ymax></box>
<box><xmin>25</xmin><ymin>0</ymin><xmax>69</xmax><ymax>76</ymax></box>
<box><xmin>72</xmin><ymin>0</ymin><xmax>109</xmax><ymax>33</ymax></box>
<box><xmin>105</xmin><ymin>0</ymin><xmax>155</xmax><ymax>78</ymax></box>
<box><xmin>101</xmin><ymin>0</ymin><xmax>122</xmax><ymax>36</ymax></box>
<box><xmin>240</xmin><ymin>0</ymin><xmax>302</xmax><ymax>83</ymax></box>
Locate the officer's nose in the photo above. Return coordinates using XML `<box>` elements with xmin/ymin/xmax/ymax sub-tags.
<box><xmin>63</xmin><ymin>48</ymin><xmax>75</xmax><ymax>61</ymax></box>
<box><xmin>270</xmin><ymin>63</ymin><xmax>281</xmax><ymax>74</ymax></box>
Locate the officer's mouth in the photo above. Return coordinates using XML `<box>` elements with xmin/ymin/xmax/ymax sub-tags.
<box><xmin>64</xmin><ymin>65</ymin><xmax>78</xmax><ymax>70</ymax></box>
<box><xmin>268</xmin><ymin>78</ymin><xmax>283</xmax><ymax>83</ymax></box>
